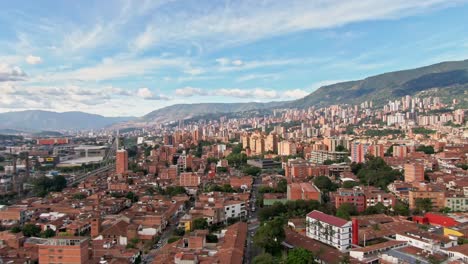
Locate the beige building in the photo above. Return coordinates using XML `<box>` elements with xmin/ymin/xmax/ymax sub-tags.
<box><xmin>278</xmin><ymin>140</ymin><xmax>297</xmax><ymax>156</ymax></box>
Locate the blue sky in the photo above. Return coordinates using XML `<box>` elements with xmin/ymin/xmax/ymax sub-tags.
<box><xmin>0</xmin><ymin>0</ymin><xmax>467</xmax><ymax>116</ymax></box>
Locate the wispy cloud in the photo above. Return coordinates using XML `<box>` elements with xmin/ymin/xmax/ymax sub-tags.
<box><xmin>132</xmin><ymin>0</ymin><xmax>462</xmax><ymax>50</ymax></box>
<box><xmin>0</xmin><ymin>64</ymin><xmax>27</xmax><ymax>81</ymax></box>
<box><xmin>173</xmin><ymin>86</ymin><xmax>308</xmax><ymax>99</ymax></box>
<box><xmin>25</xmin><ymin>55</ymin><xmax>42</xmax><ymax>65</ymax></box>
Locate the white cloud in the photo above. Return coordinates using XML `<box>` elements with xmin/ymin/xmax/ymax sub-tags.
<box><xmin>237</xmin><ymin>73</ymin><xmax>279</xmax><ymax>82</ymax></box>
<box><xmin>184</xmin><ymin>68</ymin><xmax>205</xmax><ymax>75</ymax></box>
<box><xmin>173</xmin><ymin>86</ymin><xmax>313</xmax><ymax>100</ymax></box>
<box><xmin>133</xmin><ymin>26</ymin><xmax>157</xmax><ymax>51</ymax></box>
<box><xmin>215</xmin><ymin>58</ymin><xmax>230</xmax><ymax>66</ymax></box>
<box><xmin>40</xmin><ymin>56</ymin><xmax>186</xmax><ymax>82</ymax></box>
<box><xmin>175</xmin><ymin>86</ymin><xmax>206</xmax><ymax>97</ymax></box>
<box><xmin>137</xmin><ymin>87</ymin><xmax>170</xmax><ymax>100</ymax></box>
<box><xmin>134</xmin><ymin>0</ymin><xmax>460</xmax><ymax>50</ymax></box>
<box><xmin>25</xmin><ymin>55</ymin><xmax>42</xmax><ymax>65</ymax></box>
<box><xmin>232</xmin><ymin>59</ymin><xmax>243</xmax><ymax>66</ymax></box>
<box><xmin>282</xmin><ymin>89</ymin><xmax>309</xmax><ymax>99</ymax></box>
<box><xmin>215</xmin><ymin>88</ymin><xmax>278</xmax><ymax>99</ymax></box>
<box><xmin>0</xmin><ymin>64</ymin><xmax>26</xmax><ymax>81</ymax></box>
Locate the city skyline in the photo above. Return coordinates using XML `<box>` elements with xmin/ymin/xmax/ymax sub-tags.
<box><xmin>1</xmin><ymin>0</ymin><xmax>468</xmax><ymax>116</ymax></box>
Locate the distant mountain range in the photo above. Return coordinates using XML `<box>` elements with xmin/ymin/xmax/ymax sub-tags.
<box><xmin>1</xmin><ymin>59</ymin><xmax>467</xmax><ymax>130</ymax></box>
<box><xmin>141</xmin><ymin>102</ymin><xmax>285</xmax><ymax>123</ymax></box>
<box><xmin>290</xmin><ymin>59</ymin><xmax>468</xmax><ymax>108</ymax></box>
<box><xmin>140</xmin><ymin>59</ymin><xmax>468</xmax><ymax>123</ymax></box>
<box><xmin>0</xmin><ymin>110</ymin><xmax>134</xmax><ymax>131</ymax></box>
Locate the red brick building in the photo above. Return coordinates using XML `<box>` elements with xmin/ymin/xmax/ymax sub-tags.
<box><xmin>179</xmin><ymin>172</ymin><xmax>201</xmax><ymax>187</ymax></box>
<box><xmin>38</xmin><ymin>237</ymin><xmax>90</xmax><ymax>264</ymax></box>
<box><xmin>116</xmin><ymin>149</ymin><xmax>128</xmax><ymax>174</ymax></box>
<box><xmin>332</xmin><ymin>187</ymin><xmax>366</xmax><ymax>213</ymax></box>
<box><xmin>287</xmin><ymin>182</ymin><xmax>322</xmax><ymax>202</ymax></box>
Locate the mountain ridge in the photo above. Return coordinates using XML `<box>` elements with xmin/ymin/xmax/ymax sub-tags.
<box><xmin>2</xmin><ymin>59</ymin><xmax>467</xmax><ymax>129</ymax></box>
<box><xmin>0</xmin><ymin>110</ymin><xmax>134</xmax><ymax>131</ymax></box>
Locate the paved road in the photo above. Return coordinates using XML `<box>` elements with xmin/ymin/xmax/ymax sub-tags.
<box><xmin>143</xmin><ymin>205</ymin><xmax>191</xmax><ymax>264</ymax></box>
<box><xmin>245</xmin><ymin>176</ymin><xmax>262</xmax><ymax>264</ymax></box>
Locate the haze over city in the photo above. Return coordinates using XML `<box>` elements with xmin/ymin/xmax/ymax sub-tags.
<box><xmin>0</xmin><ymin>0</ymin><xmax>468</xmax><ymax>116</ymax></box>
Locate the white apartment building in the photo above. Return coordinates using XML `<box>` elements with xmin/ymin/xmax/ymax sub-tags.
<box><xmin>306</xmin><ymin>210</ymin><xmax>352</xmax><ymax>252</ymax></box>
<box><xmin>224</xmin><ymin>200</ymin><xmax>247</xmax><ymax>220</ymax></box>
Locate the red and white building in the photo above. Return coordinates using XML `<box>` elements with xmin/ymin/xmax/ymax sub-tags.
<box><xmin>306</xmin><ymin>210</ymin><xmax>352</xmax><ymax>252</ymax></box>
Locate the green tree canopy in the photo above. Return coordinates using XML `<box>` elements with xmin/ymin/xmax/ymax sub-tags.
<box><xmin>287</xmin><ymin>248</ymin><xmax>315</xmax><ymax>264</ymax></box>
<box><xmin>41</xmin><ymin>229</ymin><xmax>56</xmax><ymax>238</ymax></box>
<box><xmin>336</xmin><ymin>203</ymin><xmax>357</xmax><ymax>220</ymax></box>
<box><xmin>22</xmin><ymin>224</ymin><xmax>41</xmax><ymax>237</ymax></box>
<box><xmin>243</xmin><ymin>166</ymin><xmax>261</xmax><ymax>176</ymax></box>
<box><xmin>416</xmin><ymin>145</ymin><xmax>435</xmax><ymax>155</ymax></box>
<box><xmin>253</xmin><ymin>217</ymin><xmax>285</xmax><ymax>255</ymax></box>
<box><xmin>415</xmin><ymin>198</ymin><xmax>433</xmax><ymax>214</ymax></box>
<box><xmin>313</xmin><ymin>176</ymin><xmax>338</xmax><ymax>192</ymax></box>
<box><xmin>252</xmin><ymin>253</ymin><xmax>275</xmax><ymax>264</ymax></box>
<box><xmin>355</xmin><ymin>156</ymin><xmax>402</xmax><ymax>190</ymax></box>
<box><xmin>393</xmin><ymin>201</ymin><xmax>410</xmax><ymax>216</ymax></box>
<box><xmin>192</xmin><ymin>218</ymin><xmax>208</xmax><ymax>230</ymax></box>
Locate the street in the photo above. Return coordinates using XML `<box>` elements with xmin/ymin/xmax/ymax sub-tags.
<box><xmin>142</xmin><ymin>204</ymin><xmax>191</xmax><ymax>264</ymax></box>
<box><xmin>244</xmin><ymin>175</ymin><xmax>262</xmax><ymax>264</ymax></box>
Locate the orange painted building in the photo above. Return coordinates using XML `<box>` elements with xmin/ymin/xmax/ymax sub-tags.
<box><xmin>38</xmin><ymin>237</ymin><xmax>90</xmax><ymax>264</ymax></box>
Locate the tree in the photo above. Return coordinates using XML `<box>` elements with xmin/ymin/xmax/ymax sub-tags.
<box><xmin>32</xmin><ymin>175</ymin><xmax>67</xmax><ymax>197</ymax></box>
<box><xmin>365</xmin><ymin>202</ymin><xmax>387</xmax><ymax>215</ymax></box>
<box><xmin>313</xmin><ymin>176</ymin><xmax>337</xmax><ymax>192</ymax></box>
<box><xmin>73</xmin><ymin>193</ymin><xmax>87</xmax><ymax>200</ymax></box>
<box><xmin>206</xmin><ymin>234</ymin><xmax>218</xmax><ymax>243</ymax></box>
<box><xmin>192</xmin><ymin>218</ymin><xmax>208</xmax><ymax>230</ymax></box>
<box><xmin>427</xmin><ymin>255</ymin><xmax>442</xmax><ymax>264</ymax></box>
<box><xmin>0</xmin><ymin>166</ymin><xmax>4</xmax><ymax>172</ymax></box>
<box><xmin>415</xmin><ymin>198</ymin><xmax>433</xmax><ymax>213</ymax></box>
<box><xmin>252</xmin><ymin>253</ymin><xmax>275</xmax><ymax>264</ymax></box>
<box><xmin>393</xmin><ymin>201</ymin><xmax>410</xmax><ymax>216</ymax></box>
<box><xmin>416</xmin><ymin>145</ymin><xmax>435</xmax><ymax>155</ymax></box>
<box><xmin>22</xmin><ymin>224</ymin><xmax>41</xmax><ymax>237</ymax></box>
<box><xmin>287</xmin><ymin>248</ymin><xmax>315</xmax><ymax>264</ymax></box>
<box><xmin>217</xmin><ymin>167</ymin><xmax>228</xmax><ymax>173</ymax></box>
<box><xmin>276</xmin><ymin>179</ymin><xmax>287</xmax><ymax>193</ymax></box>
<box><xmin>342</xmin><ymin>181</ymin><xmax>358</xmax><ymax>189</ymax></box>
<box><xmin>355</xmin><ymin>156</ymin><xmax>402</xmax><ymax>190</ymax></box>
<box><xmin>10</xmin><ymin>226</ymin><xmax>21</xmax><ymax>233</ymax></box>
<box><xmin>335</xmin><ymin>145</ymin><xmax>347</xmax><ymax>152</ymax></box>
<box><xmin>226</xmin><ymin>153</ymin><xmax>248</xmax><ymax>168</ymax></box>
<box><xmin>41</xmin><ymin>229</ymin><xmax>56</xmax><ymax>238</ymax></box>
<box><xmin>253</xmin><ymin>217</ymin><xmax>285</xmax><ymax>254</ymax></box>
<box><xmin>243</xmin><ymin>166</ymin><xmax>261</xmax><ymax>176</ymax></box>
<box><xmin>336</xmin><ymin>203</ymin><xmax>357</xmax><ymax>220</ymax></box>
<box><xmin>125</xmin><ymin>191</ymin><xmax>139</xmax><ymax>203</ymax></box>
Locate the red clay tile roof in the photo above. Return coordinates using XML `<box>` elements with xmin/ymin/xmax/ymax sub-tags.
<box><xmin>307</xmin><ymin>210</ymin><xmax>349</xmax><ymax>227</ymax></box>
